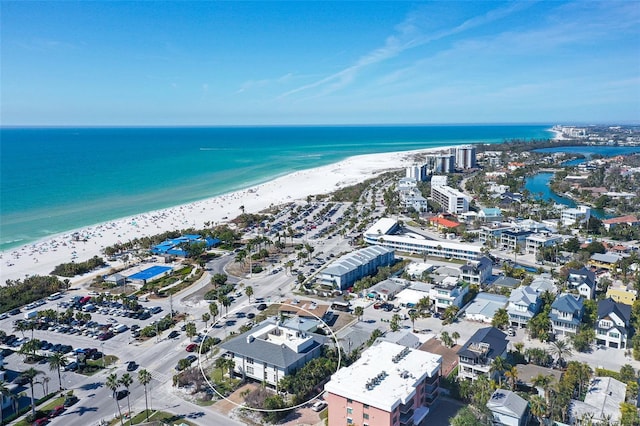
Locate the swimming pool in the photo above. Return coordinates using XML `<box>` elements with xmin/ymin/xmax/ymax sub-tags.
<box><xmin>129</xmin><ymin>265</ymin><xmax>172</xmax><ymax>281</ymax></box>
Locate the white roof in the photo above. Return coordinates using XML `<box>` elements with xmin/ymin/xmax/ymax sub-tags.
<box><xmin>324</xmin><ymin>341</ymin><xmax>441</xmax><ymax>412</ymax></box>
<box><xmin>396</xmin><ymin>288</ymin><xmax>431</xmax><ymax>306</ymax></box>
<box><xmin>570</xmin><ymin>376</ymin><xmax>626</xmax><ymax>422</ymax></box>
<box><xmin>364</xmin><ymin>218</ymin><xmax>398</xmax><ymax>237</ymax></box>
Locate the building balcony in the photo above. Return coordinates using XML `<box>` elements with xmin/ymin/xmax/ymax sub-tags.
<box><xmin>399</xmin><ymin>400</ymin><xmax>414</xmax><ymax>414</ymax></box>
<box><xmin>399</xmin><ymin>408</ymin><xmax>415</xmax><ymax>425</ymax></box>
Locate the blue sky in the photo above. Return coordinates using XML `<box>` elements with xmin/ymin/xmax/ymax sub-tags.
<box><xmin>2</xmin><ymin>1</ymin><xmax>639</xmax><ymax>125</ymax></box>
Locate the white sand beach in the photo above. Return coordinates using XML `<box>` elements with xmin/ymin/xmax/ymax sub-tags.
<box><xmin>0</xmin><ymin>146</ymin><xmax>449</xmax><ymax>285</ymax></box>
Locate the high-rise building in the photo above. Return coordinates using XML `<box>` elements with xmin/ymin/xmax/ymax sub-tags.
<box><xmin>455</xmin><ymin>145</ymin><xmax>477</xmax><ymax>169</ymax></box>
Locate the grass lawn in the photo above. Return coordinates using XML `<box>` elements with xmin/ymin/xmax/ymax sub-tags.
<box><xmin>115</xmin><ymin>410</ymin><xmax>198</xmax><ymax>426</ymax></box>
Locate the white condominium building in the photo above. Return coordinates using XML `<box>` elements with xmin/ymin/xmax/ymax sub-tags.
<box><xmin>431</xmin><ymin>184</ymin><xmax>470</xmax><ymax>214</ymax></box>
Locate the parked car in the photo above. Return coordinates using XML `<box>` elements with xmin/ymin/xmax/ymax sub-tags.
<box><xmin>126</xmin><ymin>361</ymin><xmax>137</xmax><ymax>371</ymax></box>
<box><xmin>186</xmin><ymin>343</ymin><xmax>198</xmax><ymax>352</ymax></box>
<box><xmin>257</xmin><ymin>303</ymin><xmax>268</xmax><ymax>311</ymax></box>
<box><xmin>186</xmin><ymin>355</ymin><xmax>197</xmax><ymax>364</ymax></box>
<box><xmin>48</xmin><ymin>405</ymin><xmax>65</xmax><ymax>418</ymax></box>
<box><xmin>115</xmin><ymin>389</ymin><xmax>129</xmax><ymax>400</ymax></box>
<box><xmin>168</xmin><ymin>330</ymin><xmax>180</xmax><ymax>339</ymax></box>
<box><xmin>64</xmin><ymin>362</ymin><xmax>78</xmax><ymax>372</ymax></box>
<box><xmin>63</xmin><ymin>395</ymin><xmax>79</xmax><ymax>407</ymax></box>
<box><xmin>32</xmin><ymin>417</ymin><xmax>49</xmax><ymax>426</ymax></box>
<box><xmin>311</xmin><ymin>401</ymin><xmax>327</xmax><ymax>412</ymax></box>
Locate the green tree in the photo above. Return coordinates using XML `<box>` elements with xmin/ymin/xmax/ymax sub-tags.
<box><xmin>452</xmin><ymin>331</ymin><xmax>460</xmax><ymax>346</ymax></box>
<box><xmin>106</xmin><ymin>373</ymin><xmax>124</xmax><ymax>426</ymax></box>
<box><xmin>491</xmin><ymin>308</ymin><xmax>510</xmax><ymax>330</ymax></box>
<box><xmin>549</xmin><ymin>340</ymin><xmax>573</xmax><ymax>367</ymax></box>
<box><xmin>620</xmin><ymin>402</ymin><xmax>640</xmax><ymax>426</ymax></box>
<box><xmin>22</xmin><ymin>368</ymin><xmax>43</xmax><ymax>419</ymax></box>
<box><xmin>390</xmin><ymin>314</ymin><xmax>401</xmax><ymax>332</ymax></box>
<box><xmin>245</xmin><ymin>285</ymin><xmax>254</xmax><ymax>302</ymax></box>
<box><xmin>408</xmin><ymin>309</ymin><xmax>419</xmax><ymax>331</ymax></box>
<box><xmin>119</xmin><ymin>373</ymin><xmax>133</xmax><ymax>418</ymax></box>
<box><xmin>185</xmin><ymin>322</ymin><xmax>197</xmax><ymax>341</ymax></box>
<box><xmin>441</xmin><ymin>331</ymin><xmax>453</xmax><ymax>348</ymax></box>
<box><xmin>219</xmin><ymin>295</ymin><xmax>231</xmax><ymax>316</ymax></box>
<box><xmin>138</xmin><ymin>369</ymin><xmax>152</xmax><ymax>422</ymax></box>
<box><xmin>211</xmin><ymin>273</ymin><xmax>228</xmax><ymax>287</ymax></box>
<box><xmin>490</xmin><ymin>356</ymin><xmax>510</xmax><ymax>386</ymax></box>
<box><xmin>0</xmin><ymin>380</ymin><xmax>10</xmax><ymax>425</ymax></box>
<box><xmin>619</xmin><ymin>364</ymin><xmax>636</xmax><ymax>384</ymax></box>
<box><xmin>201</xmin><ymin>312</ymin><xmax>210</xmax><ymax>329</ymax></box>
<box><xmin>529</xmin><ymin>394</ymin><xmax>548</xmax><ymax>423</ymax></box>
<box><xmin>48</xmin><ymin>352</ymin><xmax>68</xmax><ymax>391</ymax></box>
<box><xmin>354</xmin><ymin>306</ymin><xmax>364</xmax><ymax>321</ymax></box>
<box><xmin>449</xmin><ymin>406</ymin><xmax>483</xmax><ymax>426</ymax></box>
<box><xmin>505</xmin><ymin>366</ymin><xmax>519</xmax><ymax>390</ymax></box>
<box><xmin>209</xmin><ymin>302</ymin><xmax>219</xmax><ymax>322</ymax></box>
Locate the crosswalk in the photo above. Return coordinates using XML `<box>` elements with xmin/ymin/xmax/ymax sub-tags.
<box><xmin>147</xmin><ymin>369</ymin><xmax>171</xmax><ymax>383</ymax></box>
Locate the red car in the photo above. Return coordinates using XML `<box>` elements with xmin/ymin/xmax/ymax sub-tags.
<box><xmin>185</xmin><ymin>343</ymin><xmax>198</xmax><ymax>352</ymax></box>
<box><xmin>49</xmin><ymin>405</ymin><xmax>65</xmax><ymax>418</ymax></box>
<box><xmin>32</xmin><ymin>418</ymin><xmax>49</xmax><ymax>425</ymax></box>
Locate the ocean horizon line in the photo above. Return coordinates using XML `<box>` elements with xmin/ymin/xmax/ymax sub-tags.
<box><xmin>0</xmin><ymin>122</ymin><xmax>556</xmax><ymax>129</ymax></box>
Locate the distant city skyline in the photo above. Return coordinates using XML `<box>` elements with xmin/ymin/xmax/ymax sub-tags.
<box><xmin>2</xmin><ymin>1</ymin><xmax>639</xmax><ymax>126</ymax></box>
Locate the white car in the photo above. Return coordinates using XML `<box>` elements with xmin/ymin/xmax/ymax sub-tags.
<box><xmin>311</xmin><ymin>401</ymin><xmax>327</xmax><ymax>412</ymax></box>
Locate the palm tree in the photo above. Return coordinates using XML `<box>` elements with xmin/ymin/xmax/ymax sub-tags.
<box><xmin>409</xmin><ymin>309</ymin><xmax>419</xmax><ymax>331</ymax></box>
<box><xmin>245</xmin><ymin>286</ymin><xmax>254</xmax><ymax>303</ymax></box>
<box><xmin>451</xmin><ymin>331</ymin><xmax>460</xmax><ymax>346</ymax></box>
<box><xmin>529</xmin><ymin>394</ymin><xmax>547</xmax><ymax>423</ymax></box>
<box><xmin>208</xmin><ymin>302</ymin><xmax>219</xmax><ymax>322</ymax></box>
<box><xmin>22</xmin><ymin>368</ymin><xmax>43</xmax><ymax>418</ymax></box>
<box><xmin>505</xmin><ymin>366</ymin><xmax>519</xmax><ymax>390</ymax></box>
<box><xmin>0</xmin><ymin>380</ymin><xmax>10</xmax><ymax>425</ymax></box>
<box><xmin>19</xmin><ymin>338</ymin><xmax>40</xmax><ymax>362</ymax></box>
<box><xmin>490</xmin><ymin>356</ymin><xmax>510</xmax><ymax>386</ymax></box>
<box><xmin>354</xmin><ymin>306</ymin><xmax>364</xmax><ymax>321</ymax></box>
<box><xmin>549</xmin><ymin>340</ymin><xmax>572</xmax><ymax>367</ymax></box>
<box><xmin>138</xmin><ymin>369</ymin><xmax>152</xmax><ymax>421</ymax></box>
<box><xmin>41</xmin><ymin>376</ymin><xmax>50</xmax><ymax>396</ymax></box>
<box><xmin>219</xmin><ymin>295</ymin><xmax>231</xmax><ymax>316</ymax></box>
<box><xmin>185</xmin><ymin>322</ymin><xmax>197</xmax><ymax>341</ymax></box>
<box><xmin>9</xmin><ymin>392</ymin><xmax>21</xmax><ymax>418</ymax></box>
<box><xmin>48</xmin><ymin>352</ymin><xmax>68</xmax><ymax>391</ymax></box>
<box><xmin>532</xmin><ymin>374</ymin><xmax>553</xmax><ymax>402</ymax></box>
<box><xmin>201</xmin><ymin>312</ymin><xmax>210</xmax><ymax>329</ymax></box>
<box><xmin>13</xmin><ymin>321</ymin><xmax>29</xmax><ymax>339</ymax></box>
<box><xmin>106</xmin><ymin>373</ymin><xmax>124</xmax><ymax>426</ymax></box>
<box><xmin>119</xmin><ymin>373</ymin><xmax>133</xmax><ymax>419</ymax></box>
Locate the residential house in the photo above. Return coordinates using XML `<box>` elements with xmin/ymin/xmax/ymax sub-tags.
<box><xmin>486</xmin><ymin>389</ymin><xmax>530</xmax><ymax>426</ymax></box>
<box><xmin>602</xmin><ymin>215</ymin><xmax>640</xmax><ymax>232</ymax></box>
<box><xmin>606</xmin><ymin>285</ymin><xmax>637</xmax><ymax>306</ymax></box>
<box><xmin>492</xmin><ymin>276</ymin><xmax>522</xmax><ymax>291</ymax></box>
<box><xmin>561</xmin><ymin>205</ymin><xmax>591</xmax><ymax>226</ymax></box>
<box><xmin>530</xmin><ymin>274</ymin><xmax>557</xmax><ymax>295</ymax></box>
<box><xmin>219</xmin><ymin>319</ymin><xmax>324</xmax><ymax>387</ymax></box>
<box><xmin>550</xmin><ymin>294</ymin><xmax>584</xmax><ymax>337</ymax></box>
<box><xmin>567</xmin><ymin>267</ymin><xmax>596</xmax><ymax>300</ymax></box>
<box><xmin>278</xmin><ymin>299</ymin><xmax>330</xmax><ymax>320</ymax></box>
<box><xmin>459</xmin><ymin>256</ymin><xmax>493</xmax><ymax>285</ymax></box>
<box><xmin>464</xmin><ymin>293</ymin><xmax>508</xmax><ymax>323</ymax></box>
<box><xmin>430</xmin><ymin>277</ymin><xmax>469</xmax><ymax>312</ymax></box>
<box><xmin>596</xmin><ymin>298</ymin><xmax>631</xmax><ymax>349</ymax></box>
<box><xmin>325</xmin><ymin>341</ymin><xmax>442</xmax><ymax>426</ymax></box>
<box><xmin>366</xmin><ymin>279</ymin><xmax>405</xmax><ymax>301</ymax></box>
<box><xmin>479</xmin><ymin>208</ymin><xmax>503</xmax><ymax>222</ymax></box>
<box><xmin>569</xmin><ymin>377</ymin><xmax>626</xmax><ymax>425</ymax></box>
<box><xmin>589</xmin><ymin>252</ymin><xmax>625</xmax><ymax>271</ymax></box>
<box><xmin>507</xmin><ymin>286</ymin><xmax>542</xmax><ymax>329</ymax></box>
<box><xmin>458</xmin><ymin>327</ymin><xmax>508</xmax><ymax>381</ymax></box>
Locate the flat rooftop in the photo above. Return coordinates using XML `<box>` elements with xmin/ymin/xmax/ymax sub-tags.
<box><xmin>324</xmin><ymin>341</ymin><xmax>442</xmax><ymax>412</ymax></box>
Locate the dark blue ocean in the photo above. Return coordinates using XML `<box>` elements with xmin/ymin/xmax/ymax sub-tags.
<box><xmin>0</xmin><ymin>125</ymin><xmax>551</xmax><ymax>250</ymax></box>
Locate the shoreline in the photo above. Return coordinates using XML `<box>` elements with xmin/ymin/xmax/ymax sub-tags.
<box><xmin>0</xmin><ymin>145</ymin><xmax>453</xmax><ymax>284</ymax></box>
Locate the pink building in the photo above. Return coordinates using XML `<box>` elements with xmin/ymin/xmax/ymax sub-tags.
<box><xmin>324</xmin><ymin>341</ymin><xmax>442</xmax><ymax>426</ymax></box>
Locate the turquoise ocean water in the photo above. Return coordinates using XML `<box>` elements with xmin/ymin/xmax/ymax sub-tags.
<box><xmin>0</xmin><ymin>125</ymin><xmax>551</xmax><ymax>250</ymax></box>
